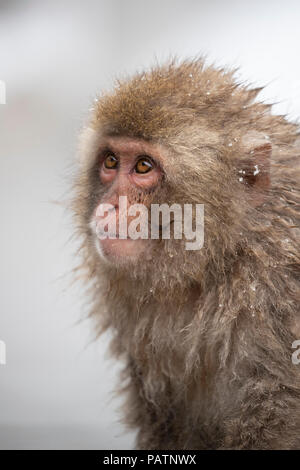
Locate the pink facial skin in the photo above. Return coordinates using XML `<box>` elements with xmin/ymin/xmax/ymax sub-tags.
<box><xmin>94</xmin><ymin>136</ymin><xmax>163</xmax><ymax>262</ymax></box>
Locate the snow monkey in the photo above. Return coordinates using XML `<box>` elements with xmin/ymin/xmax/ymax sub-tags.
<box><xmin>73</xmin><ymin>59</ymin><xmax>300</xmax><ymax>449</ymax></box>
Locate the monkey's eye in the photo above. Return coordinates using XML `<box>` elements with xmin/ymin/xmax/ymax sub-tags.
<box><xmin>104</xmin><ymin>153</ymin><xmax>118</xmax><ymax>169</ymax></box>
<box><xmin>135</xmin><ymin>156</ymin><xmax>153</xmax><ymax>174</ymax></box>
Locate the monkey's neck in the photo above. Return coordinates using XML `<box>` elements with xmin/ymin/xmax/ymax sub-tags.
<box><xmin>104</xmin><ymin>273</ymin><xmax>203</xmax><ymax>367</ymax></box>
<box><xmin>103</xmin><ymin>249</ymin><xmax>297</xmax><ymax>379</ymax></box>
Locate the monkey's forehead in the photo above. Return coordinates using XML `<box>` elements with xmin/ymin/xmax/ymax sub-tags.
<box><xmin>97</xmin><ymin>135</ymin><xmax>162</xmax><ymax>156</ymax></box>
<box><xmin>89</xmin><ymin>59</ymin><xmax>264</xmax><ymax>141</ymax></box>
<box><xmin>78</xmin><ymin>127</ymin><xmax>170</xmax><ymax>169</ymax></box>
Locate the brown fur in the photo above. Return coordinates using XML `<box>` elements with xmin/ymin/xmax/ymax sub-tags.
<box><xmin>73</xmin><ymin>59</ymin><xmax>300</xmax><ymax>449</ymax></box>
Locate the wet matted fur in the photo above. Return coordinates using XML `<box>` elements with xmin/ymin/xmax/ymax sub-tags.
<box><xmin>73</xmin><ymin>59</ymin><xmax>300</xmax><ymax>449</ymax></box>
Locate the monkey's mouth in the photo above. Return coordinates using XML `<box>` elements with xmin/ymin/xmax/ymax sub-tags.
<box><xmin>95</xmin><ymin>231</ymin><xmax>132</xmax><ymax>240</ymax></box>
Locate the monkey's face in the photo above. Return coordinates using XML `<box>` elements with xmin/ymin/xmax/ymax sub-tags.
<box><xmin>89</xmin><ymin>136</ymin><xmax>164</xmax><ymax>265</ymax></box>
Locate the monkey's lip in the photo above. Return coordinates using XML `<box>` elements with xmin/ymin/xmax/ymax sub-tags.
<box><xmin>96</xmin><ymin>235</ymin><xmax>147</xmax><ymax>260</ymax></box>
<box><xmin>96</xmin><ymin>233</ymin><xmax>132</xmax><ymax>240</ymax></box>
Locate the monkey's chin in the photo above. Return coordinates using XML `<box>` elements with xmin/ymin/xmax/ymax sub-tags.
<box><xmin>95</xmin><ymin>237</ymin><xmax>148</xmax><ymax>265</ymax></box>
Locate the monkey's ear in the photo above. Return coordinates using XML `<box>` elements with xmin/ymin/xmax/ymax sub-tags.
<box><xmin>239</xmin><ymin>132</ymin><xmax>272</xmax><ymax>207</ymax></box>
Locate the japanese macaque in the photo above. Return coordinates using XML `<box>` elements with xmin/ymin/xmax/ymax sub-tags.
<box><xmin>73</xmin><ymin>59</ymin><xmax>300</xmax><ymax>449</ymax></box>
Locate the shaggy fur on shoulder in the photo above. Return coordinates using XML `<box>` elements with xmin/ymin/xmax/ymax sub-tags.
<box><xmin>73</xmin><ymin>59</ymin><xmax>300</xmax><ymax>449</ymax></box>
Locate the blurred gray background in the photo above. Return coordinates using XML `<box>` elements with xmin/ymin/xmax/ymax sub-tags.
<box><xmin>0</xmin><ymin>0</ymin><xmax>299</xmax><ymax>450</ymax></box>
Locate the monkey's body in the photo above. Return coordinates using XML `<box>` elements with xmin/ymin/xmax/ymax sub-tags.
<box><xmin>74</xmin><ymin>60</ymin><xmax>300</xmax><ymax>449</ymax></box>
<box><xmin>98</xmin><ymin>251</ymin><xmax>300</xmax><ymax>450</ymax></box>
